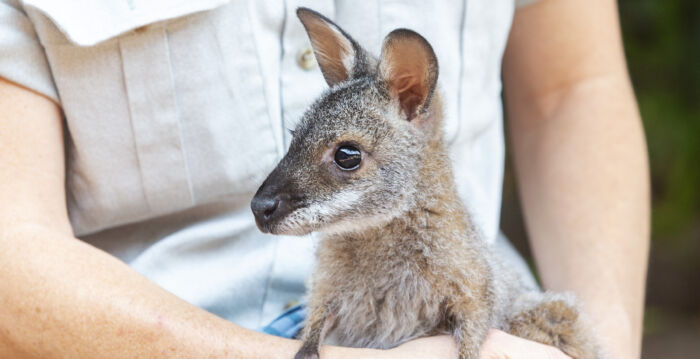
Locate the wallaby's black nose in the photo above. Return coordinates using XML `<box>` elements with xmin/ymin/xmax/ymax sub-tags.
<box><xmin>252</xmin><ymin>196</ymin><xmax>280</xmax><ymax>220</ymax></box>
<box><xmin>251</xmin><ymin>172</ymin><xmax>300</xmax><ymax>233</ymax></box>
<box><xmin>251</xmin><ymin>190</ymin><xmax>296</xmax><ymax>233</ymax></box>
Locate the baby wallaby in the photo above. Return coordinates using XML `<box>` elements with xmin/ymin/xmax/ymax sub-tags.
<box><xmin>251</xmin><ymin>8</ymin><xmax>602</xmax><ymax>359</ymax></box>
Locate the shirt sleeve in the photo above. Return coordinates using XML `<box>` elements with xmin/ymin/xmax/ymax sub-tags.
<box><xmin>0</xmin><ymin>0</ymin><xmax>59</xmax><ymax>102</ymax></box>
<box><xmin>515</xmin><ymin>0</ymin><xmax>540</xmax><ymax>8</ymax></box>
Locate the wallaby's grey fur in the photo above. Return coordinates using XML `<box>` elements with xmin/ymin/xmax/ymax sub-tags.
<box><xmin>250</xmin><ymin>8</ymin><xmax>603</xmax><ymax>359</ymax></box>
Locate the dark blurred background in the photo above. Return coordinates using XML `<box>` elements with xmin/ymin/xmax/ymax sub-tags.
<box><xmin>500</xmin><ymin>1</ymin><xmax>700</xmax><ymax>358</ymax></box>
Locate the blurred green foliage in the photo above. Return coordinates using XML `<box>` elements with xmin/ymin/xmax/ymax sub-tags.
<box><xmin>618</xmin><ymin>0</ymin><xmax>700</xmax><ymax>322</ymax></box>
<box><xmin>620</xmin><ymin>0</ymin><xmax>700</xmax><ymax>241</ymax></box>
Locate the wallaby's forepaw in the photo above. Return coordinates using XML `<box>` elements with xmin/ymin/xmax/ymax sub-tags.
<box><xmin>294</xmin><ymin>346</ymin><xmax>320</xmax><ymax>359</ymax></box>
<box><xmin>507</xmin><ymin>293</ymin><xmax>603</xmax><ymax>359</ymax></box>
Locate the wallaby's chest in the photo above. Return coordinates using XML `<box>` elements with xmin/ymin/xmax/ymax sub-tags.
<box><xmin>315</xmin><ymin>236</ymin><xmax>450</xmax><ymax>349</ymax></box>
<box><xmin>322</xmin><ymin>264</ymin><xmax>447</xmax><ymax>349</ymax></box>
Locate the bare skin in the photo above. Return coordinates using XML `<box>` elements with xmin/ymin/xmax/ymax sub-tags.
<box><xmin>0</xmin><ymin>0</ymin><xmax>646</xmax><ymax>358</ymax></box>
<box><xmin>390</xmin><ymin>331</ymin><xmax>572</xmax><ymax>359</ymax></box>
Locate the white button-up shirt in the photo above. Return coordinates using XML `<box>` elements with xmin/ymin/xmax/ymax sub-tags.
<box><xmin>1</xmin><ymin>0</ymin><xmax>533</xmax><ymax>330</ymax></box>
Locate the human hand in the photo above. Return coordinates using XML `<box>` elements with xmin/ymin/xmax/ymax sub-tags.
<box><xmin>479</xmin><ymin>329</ymin><xmax>572</xmax><ymax>359</ymax></box>
<box><xmin>384</xmin><ymin>335</ymin><xmax>458</xmax><ymax>359</ymax></box>
<box><xmin>383</xmin><ymin>329</ymin><xmax>571</xmax><ymax>359</ymax></box>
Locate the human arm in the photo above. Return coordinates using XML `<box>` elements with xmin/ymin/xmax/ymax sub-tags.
<box><xmin>502</xmin><ymin>1</ymin><xmax>650</xmax><ymax>358</ymax></box>
<box><xmin>0</xmin><ymin>77</ymin><xmax>390</xmax><ymax>359</ymax></box>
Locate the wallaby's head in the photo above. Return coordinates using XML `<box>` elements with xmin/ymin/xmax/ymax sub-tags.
<box><xmin>251</xmin><ymin>8</ymin><xmax>441</xmax><ymax>236</ymax></box>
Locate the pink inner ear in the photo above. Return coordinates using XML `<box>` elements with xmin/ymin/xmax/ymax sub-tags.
<box><xmin>392</xmin><ymin>74</ymin><xmax>424</xmax><ymax>121</ymax></box>
<box><xmin>380</xmin><ymin>32</ymin><xmax>435</xmax><ymax>121</ymax></box>
<box><xmin>390</xmin><ymin>68</ymin><xmax>427</xmax><ymax>121</ymax></box>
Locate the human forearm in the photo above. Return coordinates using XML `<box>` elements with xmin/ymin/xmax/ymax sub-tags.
<box><xmin>502</xmin><ymin>1</ymin><xmax>650</xmax><ymax>357</ymax></box>
<box><xmin>0</xmin><ymin>222</ymin><xmax>263</xmax><ymax>358</ymax></box>
<box><xmin>507</xmin><ymin>76</ymin><xmax>649</xmax><ymax>359</ymax></box>
<box><xmin>0</xmin><ymin>222</ymin><xmax>386</xmax><ymax>359</ymax></box>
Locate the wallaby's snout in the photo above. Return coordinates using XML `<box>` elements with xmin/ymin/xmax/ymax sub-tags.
<box><xmin>250</xmin><ymin>172</ymin><xmax>300</xmax><ymax>234</ymax></box>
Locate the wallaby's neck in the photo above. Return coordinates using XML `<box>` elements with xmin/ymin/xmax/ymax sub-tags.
<box><xmin>413</xmin><ymin>135</ymin><xmax>469</xmax><ymax>227</ymax></box>
<box><xmin>412</xmin><ymin>91</ymin><xmax>467</xmax><ymax>227</ymax></box>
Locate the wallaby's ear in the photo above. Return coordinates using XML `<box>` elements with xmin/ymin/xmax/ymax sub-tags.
<box><xmin>297</xmin><ymin>7</ymin><xmax>363</xmax><ymax>87</ymax></box>
<box><xmin>378</xmin><ymin>29</ymin><xmax>438</xmax><ymax>121</ymax></box>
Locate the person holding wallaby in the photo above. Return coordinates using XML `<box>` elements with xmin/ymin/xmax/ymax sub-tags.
<box><xmin>0</xmin><ymin>1</ymin><xmax>648</xmax><ymax>358</ymax></box>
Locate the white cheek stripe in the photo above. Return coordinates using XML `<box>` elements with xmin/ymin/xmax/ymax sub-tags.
<box><xmin>276</xmin><ymin>190</ymin><xmax>363</xmax><ymax>234</ymax></box>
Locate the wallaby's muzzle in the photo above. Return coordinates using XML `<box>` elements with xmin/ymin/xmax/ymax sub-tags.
<box><xmin>250</xmin><ymin>174</ymin><xmax>300</xmax><ymax>234</ymax></box>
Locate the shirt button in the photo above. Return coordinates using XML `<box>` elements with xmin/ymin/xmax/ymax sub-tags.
<box><xmin>297</xmin><ymin>47</ymin><xmax>317</xmax><ymax>71</ymax></box>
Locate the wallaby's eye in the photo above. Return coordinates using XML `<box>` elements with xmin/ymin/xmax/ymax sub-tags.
<box><xmin>334</xmin><ymin>146</ymin><xmax>361</xmax><ymax>170</ymax></box>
